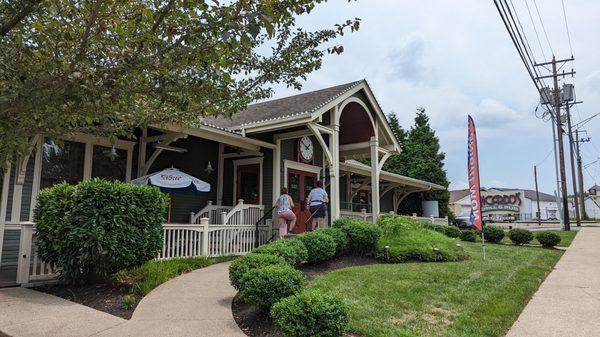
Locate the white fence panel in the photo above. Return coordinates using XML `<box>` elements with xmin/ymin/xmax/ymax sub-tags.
<box><xmin>190</xmin><ymin>201</ymin><xmax>233</xmax><ymax>224</ymax></box>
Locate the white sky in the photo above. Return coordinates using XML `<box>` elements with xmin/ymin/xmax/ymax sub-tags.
<box><xmin>267</xmin><ymin>0</ymin><xmax>600</xmax><ymax>195</ymax></box>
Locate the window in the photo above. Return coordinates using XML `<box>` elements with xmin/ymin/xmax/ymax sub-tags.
<box><xmin>40</xmin><ymin>139</ymin><xmax>85</xmax><ymax>189</ymax></box>
<box><xmin>91</xmin><ymin>145</ymin><xmax>127</xmax><ymax>181</ymax></box>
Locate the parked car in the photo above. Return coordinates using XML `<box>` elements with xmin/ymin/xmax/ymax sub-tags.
<box><xmin>453</xmin><ymin>212</ymin><xmax>474</xmax><ymax>229</ymax></box>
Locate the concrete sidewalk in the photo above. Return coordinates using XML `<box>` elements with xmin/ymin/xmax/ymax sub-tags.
<box><xmin>0</xmin><ymin>287</ymin><xmax>125</xmax><ymax>337</ymax></box>
<box><xmin>507</xmin><ymin>228</ymin><xmax>600</xmax><ymax>337</ymax></box>
<box><xmin>0</xmin><ymin>262</ymin><xmax>245</xmax><ymax>337</ymax></box>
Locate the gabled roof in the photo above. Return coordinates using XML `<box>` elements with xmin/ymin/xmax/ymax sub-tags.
<box><xmin>204</xmin><ymin>80</ymin><xmax>363</xmax><ymax>129</ymax></box>
<box><xmin>450</xmin><ymin>189</ymin><xmax>470</xmax><ymax>203</ymax></box>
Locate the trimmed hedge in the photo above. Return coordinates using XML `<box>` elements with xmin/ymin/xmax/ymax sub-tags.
<box><xmin>228</xmin><ymin>253</ymin><xmax>288</xmax><ymax>290</ymax></box>
<box><xmin>254</xmin><ymin>238</ymin><xmax>308</xmax><ymax>266</ymax></box>
<box><xmin>536</xmin><ymin>231</ymin><xmax>561</xmax><ymax>248</ymax></box>
<box><xmin>239</xmin><ymin>264</ymin><xmax>306</xmax><ymax>309</ymax></box>
<box><xmin>460</xmin><ymin>230</ymin><xmax>477</xmax><ymax>242</ymax></box>
<box><xmin>442</xmin><ymin>226</ymin><xmax>462</xmax><ymax>238</ymax></box>
<box><xmin>272</xmin><ymin>290</ymin><xmax>348</xmax><ymax>337</ymax></box>
<box><xmin>34</xmin><ymin>179</ymin><xmax>169</xmax><ymax>284</ymax></box>
<box><xmin>315</xmin><ymin>227</ymin><xmax>348</xmax><ymax>255</ymax></box>
<box><xmin>297</xmin><ymin>231</ymin><xmax>337</xmax><ymax>264</ymax></box>
<box><xmin>483</xmin><ymin>225</ymin><xmax>505</xmax><ymax>244</ymax></box>
<box><xmin>334</xmin><ymin>219</ymin><xmax>380</xmax><ymax>255</ymax></box>
<box><xmin>508</xmin><ymin>228</ymin><xmax>534</xmax><ymax>245</ymax></box>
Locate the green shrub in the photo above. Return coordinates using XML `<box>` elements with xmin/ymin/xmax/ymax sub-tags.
<box><xmin>536</xmin><ymin>231</ymin><xmax>561</xmax><ymax>248</ymax></box>
<box><xmin>254</xmin><ymin>238</ymin><xmax>308</xmax><ymax>266</ymax></box>
<box><xmin>375</xmin><ymin>214</ymin><xmax>467</xmax><ymax>263</ymax></box>
<box><xmin>335</xmin><ymin>220</ymin><xmax>380</xmax><ymax>255</ymax></box>
<box><xmin>316</xmin><ymin>227</ymin><xmax>348</xmax><ymax>255</ymax></box>
<box><xmin>442</xmin><ymin>226</ymin><xmax>461</xmax><ymax>238</ymax></box>
<box><xmin>271</xmin><ymin>290</ymin><xmax>348</xmax><ymax>337</ymax></box>
<box><xmin>228</xmin><ymin>253</ymin><xmax>288</xmax><ymax>290</ymax></box>
<box><xmin>239</xmin><ymin>264</ymin><xmax>306</xmax><ymax>309</ymax></box>
<box><xmin>460</xmin><ymin>230</ymin><xmax>477</xmax><ymax>242</ymax></box>
<box><xmin>508</xmin><ymin>228</ymin><xmax>534</xmax><ymax>245</ymax></box>
<box><xmin>332</xmin><ymin>216</ymin><xmax>362</xmax><ymax>229</ymax></box>
<box><xmin>34</xmin><ymin>179</ymin><xmax>169</xmax><ymax>284</ymax></box>
<box><xmin>297</xmin><ymin>231</ymin><xmax>337</xmax><ymax>263</ymax></box>
<box><xmin>483</xmin><ymin>225</ymin><xmax>505</xmax><ymax>244</ymax></box>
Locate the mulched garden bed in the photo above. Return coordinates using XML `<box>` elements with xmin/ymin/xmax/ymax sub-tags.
<box><xmin>232</xmin><ymin>255</ymin><xmax>378</xmax><ymax>337</ymax></box>
<box><xmin>35</xmin><ymin>282</ymin><xmax>135</xmax><ymax>319</ymax></box>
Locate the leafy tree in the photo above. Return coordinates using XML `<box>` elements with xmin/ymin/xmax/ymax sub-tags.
<box><xmin>391</xmin><ymin>108</ymin><xmax>450</xmax><ymax>217</ymax></box>
<box><xmin>0</xmin><ymin>0</ymin><xmax>360</xmax><ymax>163</ymax></box>
<box><xmin>382</xmin><ymin>113</ymin><xmax>407</xmax><ymax>175</ymax></box>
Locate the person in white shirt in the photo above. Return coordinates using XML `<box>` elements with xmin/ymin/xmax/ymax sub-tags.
<box><xmin>307</xmin><ymin>180</ymin><xmax>329</xmax><ymax>230</ymax></box>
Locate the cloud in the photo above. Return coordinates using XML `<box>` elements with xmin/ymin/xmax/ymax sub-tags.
<box><xmin>472</xmin><ymin>99</ymin><xmax>521</xmax><ymax>128</ymax></box>
<box><xmin>388</xmin><ymin>36</ymin><xmax>427</xmax><ymax>83</ymax></box>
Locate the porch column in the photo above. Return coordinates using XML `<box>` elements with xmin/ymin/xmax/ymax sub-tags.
<box><xmin>329</xmin><ymin>108</ymin><xmax>341</xmax><ymax>219</ymax></box>
<box><xmin>272</xmin><ymin>139</ymin><xmax>281</xmax><ymax>205</ymax></box>
<box><xmin>370</xmin><ymin>137</ymin><xmax>380</xmax><ymax>223</ymax></box>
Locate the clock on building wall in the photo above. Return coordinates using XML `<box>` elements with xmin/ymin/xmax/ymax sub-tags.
<box><xmin>297</xmin><ymin>136</ymin><xmax>314</xmax><ymax>164</ymax></box>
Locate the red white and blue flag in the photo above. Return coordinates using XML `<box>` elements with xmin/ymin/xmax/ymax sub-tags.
<box><xmin>467</xmin><ymin>116</ymin><xmax>483</xmax><ymax>231</ymax></box>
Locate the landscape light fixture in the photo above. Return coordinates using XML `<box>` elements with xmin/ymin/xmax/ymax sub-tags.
<box><xmin>154</xmin><ymin>143</ymin><xmax>187</xmax><ymax>153</ymax></box>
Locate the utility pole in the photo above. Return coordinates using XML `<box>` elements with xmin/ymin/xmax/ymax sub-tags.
<box><xmin>534</xmin><ymin>165</ymin><xmax>542</xmax><ymax>226</ymax></box>
<box><xmin>565</xmin><ymin>101</ymin><xmax>581</xmax><ymax>226</ymax></box>
<box><xmin>576</xmin><ymin>130</ymin><xmax>589</xmax><ymax>220</ymax></box>
<box><xmin>534</xmin><ymin>56</ymin><xmax>575</xmax><ymax>231</ymax></box>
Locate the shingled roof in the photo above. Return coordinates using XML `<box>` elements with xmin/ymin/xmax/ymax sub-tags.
<box><xmin>204</xmin><ymin>80</ymin><xmax>364</xmax><ymax>129</ymax></box>
<box><xmin>450</xmin><ymin>187</ymin><xmax>556</xmax><ymax>203</ymax></box>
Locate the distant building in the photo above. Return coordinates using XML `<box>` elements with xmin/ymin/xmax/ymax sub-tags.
<box><xmin>450</xmin><ymin>187</ymin><xmax>560</xmax><ymax>221</ymax></box>
<box><xmin>585</xmin><ymin>185</ymin><xmax>600</xmax><ymax>219</ymax></box>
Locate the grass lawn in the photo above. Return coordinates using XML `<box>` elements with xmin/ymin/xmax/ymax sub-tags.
<box><xmin>116</xmin><ymin>255</ymin><xmax>234</xmax><ymax>295</ymax></box>
<box><xmin>309</xmin><ymin>242</ymin><xmax>564</xmax><ymax>337</ymax></box>
<box><xmin>501</xmin><ymin>229</ymin><xmax>577</xmax><ymax>247</ymax></box>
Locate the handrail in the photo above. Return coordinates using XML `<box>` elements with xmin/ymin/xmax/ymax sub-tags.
<box><xmin>190</xmin><ymin>201</ymin><xmax>233</xmax><ymax>224</ymax></box>
<box><xmin>255</xmin><ymin>205</ymin><xmax>276</xmax><ymax>249</ymax></box>
<box><xmin>222</xmin><ymin>199</ymin><xmax>264</xmax><ymax>225</ymax></box>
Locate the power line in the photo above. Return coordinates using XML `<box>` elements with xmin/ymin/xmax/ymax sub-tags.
<box><xmin>535</xmin><ymin>148</ymin><xmax>554</xmax><ymax>167</ymax></box>
<box><xmin>561</xmin><ymin>0</ymin><xmax>574</xmax><ymax>56</ymax></box>
<box><xmin>532</xmin><ymin>0</ymin><xmax>554</xmax><ymax>56</ymax></box>
<box><xmin>524</xmin><ymin>0</ymin><xmax>547</xmax><ymax>61</ymax></box>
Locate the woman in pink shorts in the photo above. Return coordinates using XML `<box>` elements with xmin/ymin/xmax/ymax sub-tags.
<box><xmin>275</xmin><ymin>187</ymin><xmax>296</xmax><ymax>237</ymax></box>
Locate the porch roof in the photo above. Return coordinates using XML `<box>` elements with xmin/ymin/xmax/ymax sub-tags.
<box><xmin>340</xmin><ymin>160</ymin><xmax>446</xmax><ymax>191</ymax></box>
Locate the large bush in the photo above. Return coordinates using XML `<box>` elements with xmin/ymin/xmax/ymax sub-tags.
<box><xmin>536</xmin><ymin>231</ymin><xmax>561</xmax><ymax>248</ymax></box>
<box><xmin>272</xmin><ymin>290</ymin><xmax>348</xmax><ymax>337</ymax></box>
<box><xmin>460</xmin><ymin>230</ymin><xmax>477</xmax><ymax>242</ymax></box>
<box><xmin>483</xmin><ymin>225</ymin><xmax>505</xmax><ymax>244</ymax></box>
<box><xmin>508</xmin><ymin>228</ymin><xmax>534</xmax><ymax>245</ymax></box>
<box><xmin>334</xmin><ymin>219</ymin><xmax>380</xmax><ymax>255</ymax></box>
<box><xmin>34</xmin><ymin>179</ymin><xmax>169</xmax><ymax>284</ymax></box>
<box><xmin>316</xmin><ymin>227</ymin><xmax>348</xmax><ymax>255</ymax></box>
<box><xmin>238</xmin><ymin>264</ymin><xmax>305</xmax><ymax>309</ymax></box>
<box><xmin>229</xmin><ymin>253</ymin><xmax>288</xmax><ymax>290</ymax></box>
<box><xmin>297</xmin><ymin>231</ymin><xmax>336</xmax><ymax>264</ymax></box>
<box><xmin>254</xmin><ymin>238</ymin><xmax>308</xmax><ymax>266</ymax></box>
<box><xmin>376</xmin><ymin>215</ymin><xmax>466</xmax><ymax>263</ymax></box>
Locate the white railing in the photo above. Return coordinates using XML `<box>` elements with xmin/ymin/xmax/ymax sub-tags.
<box><xmin>189</xmin><ymin>201</ymin><xmax>234</xmax><ymax>224</ymax></box>
<box><xmin>16</xmin><ymin>218</ymin><xmax>273</xmax><ymax>285</ymax></box>
<box><xmin>221</xmin><ymin>199</ymin><xmax>264</xmax><ymax>226</ymax></box>
<box><xmin>340</xmin><ymin>208</ymin><xmax>372</xmax><ymax>222</ymax></box>
<box><xmin>157</xmin><ymin>218</ymin><xmax>272</xmax><ymax>260</ymax></box>
<box><xmin>17</xmin><ymin>222</ymin><xmax>58</xmax><ymax>286</ymax></box>
<box><xmin>411</xmin><ymin>214</ymin><xmax>449</xmax><ymax>226</ymax></box>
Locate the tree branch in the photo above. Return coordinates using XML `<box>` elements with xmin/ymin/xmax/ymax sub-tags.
<box><xmin>0</xmin><ymin>0</ymin><xmax>42</xmax><ymax>36</ymax></box>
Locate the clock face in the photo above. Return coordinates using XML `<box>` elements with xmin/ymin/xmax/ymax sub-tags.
<box><xmin>298</xmin><ymin>136</ymin><xmax>314</xmax><ymax>162</ymax></box>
